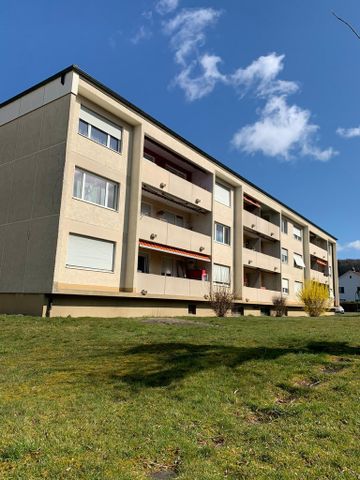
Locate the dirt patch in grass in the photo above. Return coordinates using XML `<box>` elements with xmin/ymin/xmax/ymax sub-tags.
<box><xmin>294</xmin><ymin>378</ymin><xmax>323</xmax><ymax>388</ymax></box>
<box><xmin>143</xmin><ymin>318</ymin><xmax>212</xmax><ymax>327</ymax></box>
<box><xmin>321</xmin><ymin>363</ymin><xmax>349</xmax><ymax>374</ymax></box>
<box><xmin>247</xmin><ymin>406</ymin><xmax>295</xmax><ymax>423</ymax></box>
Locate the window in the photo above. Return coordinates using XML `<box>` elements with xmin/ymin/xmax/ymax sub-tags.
<box><xmin>213</xmin><ymin>264</ymin><xmax>231</xmax><ymax>285</ymax></box>
<box><xmin>328</xmin><ymin>266</ymin><xmax>332</xmax><ymax>277</ymax></box>
<box><xmin>293</xmin><ymin>225</ymin><xmax>302</xmax><ymax>241</ymax></box>
<box><xmin>214</xmin><ymin>222</ymin><xmax>230</xmax><ymax>245</ymax></box>
<box><xmin>158</xmin><ymin>211</ymin><xmax>184</xmax><ymax>227</ymax></box>
<box><xmin>339</xmin><ymin>286</ymin><xmax>345</xmax><ymax>294</ymax></box>
<box><xmin>282</xmin><ymin>278</ymin><xmax>289</xmax><ymax>295</ymax></box>
<box><xmin>138</xmin><ymin>254</ymin><xmax>149</xmax><ymax>273</ymax></box>
<box><xmin>293</xmin><ymin>253</ymin><xmax>305</xmax><ymax>269</ymax></box>
<box><xmin>73</xmin><ymin>168</ymin><xmax>118</xmax><ymax>210</ymax></box>
<box><xmin>214</xmin><ymin>182</ymin><xmax>231</xmax><ymax>206</ymax></box>
<box><xmin>281</xmin><ymin>218</ymin><xmax>288</xmax><ymax>234</ymax></box>
<box><xmin>67</xmin><ymin>234</ymin><xmax>115</xmax><ymax>272</ymax></box>
<box><xmin>188</xmin><ymin>304</ymin><xmax>197</xmax><ymax>315</ymax></box>
<box><xmin>294</xmin><ymin>281</ymin><xmax>303</xmax><ymax>295</ymax></box>
<box><xmin>79</xmin><ymin>106</ymin><xmax>122</xmax><ymax>152</ymax></box>
<box><xmin>165</xmin><ymin>164</ymin><xmax>187</xmax><ymax>179</ymax></box>
<box><xmin>281</xmin><ymin>248</ymin><xmax>288</xmax><ymax>264</ymax></box>
<box><xmin>141</xmin><ymin>202</ymin><xmax>152</xmax><ymax>217</ymax></box>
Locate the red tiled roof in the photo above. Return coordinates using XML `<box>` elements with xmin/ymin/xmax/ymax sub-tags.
<box><xmin>139</xmin><ymin>240</ymin><xmax>211</xmax><ymax>262</ymax></box>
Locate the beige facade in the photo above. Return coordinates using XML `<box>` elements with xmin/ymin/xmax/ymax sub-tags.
<box><xmin>0</xmin><ymin>66</ymin><xmax>338</xmax><ymax>317</ymax></box>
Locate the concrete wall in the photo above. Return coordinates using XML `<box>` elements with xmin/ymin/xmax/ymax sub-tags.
<box><xmin>0</xmin><ymin>94</ymin><xmax>71</xmax><ymax>294</ymax></box>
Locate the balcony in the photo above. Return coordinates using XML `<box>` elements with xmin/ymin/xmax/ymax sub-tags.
<box><xmin>243</xmin><ymin>210</ymin><xmax>280</xmax><ymax>240</ymax></box>
<box><xmin>139</xmin><ymin>214</ymin><xmax>211</xmax><ymax>255</ymax></box>
<box><xmin>142</xmin><ymin>158</ymin><xmax>212</xmax><ymax>212</ymax></box>
<box><xmin>243</xmin><ymin>248</ymin><xmax>281</xmax><ymax>273</ymax></box>
<box><xmin>242</xmin><ymin>286</ymin><xmax>281</xmax><ymax>304</ymax></box>
<box><xmin>310</xmin><ymin>243</ymin><xmax>328</xmax><ymax>261</ymax></box>
<box><xmin>311</xmin><ymin>269</ymin><xmax>327</xmax><ymax>284</ymax></box>
<box><xmin>137</xmin><ymin>272</ymin><xmax>209</xmax><ymax>298</ymax></box>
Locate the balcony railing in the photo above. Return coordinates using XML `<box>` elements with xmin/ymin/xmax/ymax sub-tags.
<box><xmin>243</xmin><ymin>210</ymin><xmax>280</xmax><ymax>240</ymax></box>
<box><xmin>309</xmin><ymin>243</ymin><xmax>328</xmax><ymax>261</ymax></box>
<box><xmin>142</xmin><ymin>158</ymin><xmax>212</xmax><ymax>211</ymax></box>
<box><xmin>139</xmin><ymin>215</ymin><xmax>211</xmax><ymax>255</ymax></box>
<box><xmin>310</xmin><ymin>269</ymin><xmax>328</xmax><ymax>284</ymax></box>
<box><xmin>243</xmin><ymin>248</ymin><xmax>281</xmax><ymax>273</ymax></box>
<box><xmin>242</xmin><ymin>286</ymin><xmax>281</xmax><ymax>304</ymax></box>
<box><xmin>137</xmin><ymin>272</ymin><xmax>209</xmax><ymax>298</ymax></box>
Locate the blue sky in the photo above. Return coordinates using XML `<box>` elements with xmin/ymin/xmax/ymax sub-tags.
<box><xmin>1</xmin><ymin>0</ymin><xmax>359</xmax><ymax>258</ymax></box>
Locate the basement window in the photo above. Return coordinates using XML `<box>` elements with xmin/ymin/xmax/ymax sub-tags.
<box><xmin>188</xmin><ymin>304</ymin><xmax>197</xmax><ymax>315</ymax></box>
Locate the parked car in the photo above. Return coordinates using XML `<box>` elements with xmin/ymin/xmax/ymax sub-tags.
<box><xmin>334</xmin><ymin>305</ymin><xmax>345</xmax><ymax>314</ymax></box>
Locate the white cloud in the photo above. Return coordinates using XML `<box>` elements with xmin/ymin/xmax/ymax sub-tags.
<box><xmin>336</xmin><ymin>126</ymin><xmax>360</xmax><ymax>138</ymax></box>
<box><xmin>131</xmin><ymin>25</ymin><xmax>152</xmax><ymax>44</ymax></box>
<box><xmin>155</xmin><ymin>0</ymin><xmax>179</xmax><ymax>15</ymax></box>
<box><xmin>230</xmin><ymin>53</ymin><xmax>299</xmax><ymax>97</ymax></box>
<box><xmin>339</xmin><ymin>240</ymin><xmax>360</xmax><ymax>252</ymax></box>
<box><xmin>163</xmin><ymin>8</ymin><xmax>222</xmax><ymax>66</ymax></box>
<box><xmin>174</xmin><ymin>54</ymin><xmax>226</xmax><ymax>101</ymax></box>
<box><xmin>232</xmin><ymin>95</ymin><xmax>337</xmax><ymax>161</ymax></box>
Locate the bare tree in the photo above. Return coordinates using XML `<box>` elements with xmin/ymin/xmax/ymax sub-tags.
<box><xmin>272</xmin><ymin>295</ymin><xmax>287</xmax><ymax>317</ymax></box>
<box><xmin>332</xmin><ymin>11</ymin><xmax>360</xmax><ymax>40</ymax></box>
<box><xmin>206</xmin><ymin>286</ymin><xmax>235</xmax><ymax>317</ymax></box>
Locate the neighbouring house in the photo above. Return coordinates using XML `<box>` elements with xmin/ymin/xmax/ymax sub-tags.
<box><xmin>339</xmin><ymin>270</ymin><xmax>360</xmax><ymax>302</ymax></box>
<box><xmin>0</xmin><ymin>66</ymin><xmax>339</xmax><ymax>317</ymax></box>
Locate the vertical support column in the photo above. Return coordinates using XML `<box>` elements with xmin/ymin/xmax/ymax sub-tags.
<box><xmin>303</xmin><ymin>226</ymin><xmax>311</xmax><ymax>281</ymax></box>
<box><xmin>120</xmin><ymin>124</ymin><xmax>144</xmax><ymax>292</ymax></box>
<box><xmin>332</xmin><ymin>242</ymin><xmax>339</xmax><ymax>307</ymax></box>
<box><xmin>233</xmin><ymin>186</ymin><xmax>243</xmax><ymax>299</ymax></box>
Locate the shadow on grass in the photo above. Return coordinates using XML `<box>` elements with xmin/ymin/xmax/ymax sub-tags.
<box><xmin>112</xmin><ymin>341</ymin><xmax>359</xmax><ymax>388</ymax></box>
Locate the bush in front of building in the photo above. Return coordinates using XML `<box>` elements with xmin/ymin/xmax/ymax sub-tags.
<box><xmin>297</xmin><ymin>280</ymin><xmax>330</xmax><ymax>317</ymax></box>
<box><xmin>207</xmin><ymin>286</ymin><xmax>234</xmax><ymax>317</ymax></box>
<box><xmin>272</xmin><ymin>295</ymin><xmax>287</xmax><ymax>317</ymax></box>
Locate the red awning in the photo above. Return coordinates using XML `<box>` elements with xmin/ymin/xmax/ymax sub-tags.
<box><xmin>139</xmin><ymin>240</ymin><xmax>211</xmax><ymax>262</ymax></box>
<box><xmin>244</xmin><ymin>196</ymin><xmax>261</xmax><ymax>208</ymax></box>
<box><xmin>316</xmin><ymin>258</ymin><xmax>328</xmax><ymax>266</ymax></box>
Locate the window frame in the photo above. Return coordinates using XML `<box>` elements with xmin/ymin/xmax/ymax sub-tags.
<box><xmin>293</xmin><ymin>253</ymin><xmax>305</xmax><ymax>269</ymax></box>
<box><xmin>66</xmin><ymin>233</ymin><xmax>115</xmax><ymax>273</ymax></box>
<box><xmin>73</xmin><ymin>167</ymin><xmax>119</xmax><ymax>211</ymax></box>
<box><xmin>213</xmin><ymin>263</ymin><xmax>231</xmax><ymax>286</ymax></box>
<box><xmin>293</xmin><ymin>225</ymin><xmax>303</xmax><ymax>241</ymax></box>
<box><xmin>214</xmin><ymin>182</ymin><xmax>231</xmax><ymax>207</ymax></box>
<box><xmin>282</xmin><ymin>278</ymin><xmax>289</xmax><ymax>295</ymax></box>
<box><xmin>281</xmin><ymin>218</ymin><xmax>288</xmax><ymax>234</ymax></box>
<box><xmin>214</xmin><ymin>222</ymin><xmax>231</xmax><ymax>246</ymax></box>
<box><xmin>78</xmin><ymin>106</ymin><xmax>122</xmax><ymax>153</ymax></box>
<box><xmin>294</xmin><ymin>281</ymin><xmax>303</xmax><ymax>295</ymax></box>
<box><xmin>281</xmin><ymin>247</ymin><xmax>288</xmax><ymax>264</ymax></box>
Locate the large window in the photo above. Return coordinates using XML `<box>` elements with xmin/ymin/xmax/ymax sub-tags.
<box><xmin>214</xmin><ymin>182</ymin><xmax>231</xmax><ymax>206</ymax></box>
<box><xmin>293</xmin><ymin>225</ymin><xmax>302</xmax><ymax>241</ymax></box>
<box><xmin>67</xmin><ymin>234</ymin><xmax>115</xmax><ymax>272</ymax></box>
<box><xmin>282</xmin><ymin>278</ymin><xmax>289</xmax><ymax>295</ymax></box>
<box><xmin>158</xmin><ymin>211</ymin><xmax>184</xmax><ymax>227</ymax></box>
<box><xmin>79</xmin><ymin>106</ymin><xmax>122</xmax><ymax>152</ymax></box>
<box><xmin>73</xmin><ymin>168</ymin><xmax>118</xmax><ymax>210</ymax></box>
<box><xmin>213</xmin><ymin>264</ymin><xmax>231</xmax><ymax>285</ymax></box>
<box><xmin>138</xmin><ymin>254</ymin><xmax>149</xmax><ymax>273</ymax></box>
<box><xmin>214</xmin><ymin>222</ymin><xmax>230</xmax><ymax>245</ymax></box>
<box><xmin>281</xmin><ymin>248</ymin><xmax>288</xmax><ymax>264</ymax></box>
<box><xmin>293</xmin><ymin>253</ymin><xmax>305</xmax><ymax>269</ymax></box>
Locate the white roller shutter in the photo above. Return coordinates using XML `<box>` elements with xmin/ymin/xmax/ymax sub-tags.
<box><xmin>214</xmin><ymin>183</ymin><xmax>231</xmax><ymax>206</ymax></box>
<box><xmin>67</xmin><ymin>234</ymin><xmax>115</xmax><ymax>271</ymax></box>
<box><xmin>80</xmin><ymin>106</ymin><xmax>122</xmax><ymax>140</ymax></box>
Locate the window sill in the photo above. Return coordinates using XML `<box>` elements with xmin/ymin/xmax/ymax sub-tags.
<box><xmin>78</xmin><ymin>132</ymin><xmax>122</xmax><ymax>155</ymax></box>
<box><xmin>66</xmin><ymin>265</ymin><xmax>115</xmax><ymax>274</ymax></box>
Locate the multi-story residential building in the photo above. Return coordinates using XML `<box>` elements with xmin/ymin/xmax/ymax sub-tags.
<box><xmin>339</xmin><ymin>270</ymin><xmax>360</xmax><ymax>302</ymax></box>
<box><xmin>0</xmin><ymin>66</ymin><xmax>339</xmax><ymax>317</ymax></box>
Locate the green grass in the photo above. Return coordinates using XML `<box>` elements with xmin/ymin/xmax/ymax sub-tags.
<box><xmin>0</xmin><ymin>314</ymin><xmax>359</xmax><ymax>479</ymax></box>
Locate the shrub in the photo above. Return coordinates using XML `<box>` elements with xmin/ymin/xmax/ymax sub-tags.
<box><xmin>272</xmin><ymin>295</ymin><xmax>287</xmax><ymax>317</ymax></box>
<box><xmin>297</xmin><ymin>280</ymin><xmax>330</xmax><ymax>317</ymax></box>
<box><xmin>207</xmin><ymin>286</ymin><xmax>234</xmax><ymax>317</ymax></box>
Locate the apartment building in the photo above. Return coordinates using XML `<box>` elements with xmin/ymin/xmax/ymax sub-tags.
<box><xmin>0</xmin><ymin>66</ymin><xmax>339</xmax><ymax>317</ymax></box>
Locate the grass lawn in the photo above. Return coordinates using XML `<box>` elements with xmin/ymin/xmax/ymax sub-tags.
<box><xmin>0</xmin><ymin>314</ymin><xmax>359</xmax><ymax>480</ymax></box>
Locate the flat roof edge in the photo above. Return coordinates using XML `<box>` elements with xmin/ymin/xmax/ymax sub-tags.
<box><xmin>0</xmin><ymin>64</ymin><xmax>337</xmax><ymax>241</ymax></box>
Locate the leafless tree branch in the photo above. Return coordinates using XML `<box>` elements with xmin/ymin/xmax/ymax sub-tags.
<box><xmin>332</xmin><ymin>11</ymin><xmax>360</xmax><ymax>40</ymax></box>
